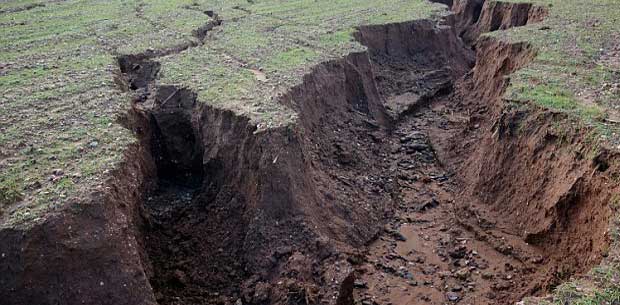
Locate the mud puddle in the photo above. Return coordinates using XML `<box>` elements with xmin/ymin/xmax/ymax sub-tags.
<box><xmin>353</xmin><ymin>95</ymin><xmax>548</xmax><ymax>305</ymax></box>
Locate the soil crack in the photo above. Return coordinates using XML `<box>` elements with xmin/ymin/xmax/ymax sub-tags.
<box><xmin>112</xmin><ymin>1</ymin><xmax>613</xmax><ymax>305</ymax></box>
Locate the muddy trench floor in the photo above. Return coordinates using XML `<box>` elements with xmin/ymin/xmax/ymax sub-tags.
<box><xmin>354</xmin><ymin>94</ymin><xmax>554</xmax><ymax>305</ymax></box>
<box><xmin>140</xmin><ymin>89</ymin><xmax>567</xmax><ymax>305</ymax></box>
<box><xmin>143</xmin><ymin>179</ymin><xmax>249</xmax><ymax>304</ymax></box>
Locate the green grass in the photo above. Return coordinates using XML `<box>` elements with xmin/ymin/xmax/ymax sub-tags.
<box><xmin>508</xmin><ymin>84</ymin><xmax>604</xmax><ymax>121</ymax></box>
<box><xmin>518</xmin><ymin>264</ymin><xmax>620</xmax><ymax>305</ymax></box>
<box><xmin>493</xmin><ymin>0</ymin><xmax>620</xmax><ymax>144</ymax></box>
<box><xmin>554</xmin><ymin>284</ymin><xmax>620</xmax><ymax>305</ymax></box>
<box><xmin>545</xmin><ymin>264</ymin><xmax>620</xmax><ymax>305</ymax></box>
<box><xmin>0</xmin><ymin>0</ymin><xmax>445</xmax><ymax>226</ymax></box>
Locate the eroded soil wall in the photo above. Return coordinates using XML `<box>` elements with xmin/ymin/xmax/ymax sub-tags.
<box><xmin>130</xmin><ymin>46</ymin><xmax>399</xmax><ymax>305</ymax></box>
<box><xmin>0</xmin><ymin>142</ymin><xmax>158</xmax><ymax>305</ymax></box>
<box><xmin>449</xmin><ymin>35</ymin><xmax>619</xmax><ymax>286</ymax></box>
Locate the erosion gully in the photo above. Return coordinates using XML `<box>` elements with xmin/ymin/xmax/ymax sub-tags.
<box><xmin>114</xmin><ymin>1</ymin><xmax>617</xmax><ymax>305</ymax></box>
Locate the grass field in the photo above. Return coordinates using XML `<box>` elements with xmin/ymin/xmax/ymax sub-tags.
<box><xmin>0</xmin><ymin>0</ymin><xmax>446</xmax><ymax>226</ymax></box>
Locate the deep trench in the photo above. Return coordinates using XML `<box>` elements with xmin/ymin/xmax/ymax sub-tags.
<box><xmin>115</xmin><ymin>1</ymin><xmax>615</xmax><ymax>305</ymax></box>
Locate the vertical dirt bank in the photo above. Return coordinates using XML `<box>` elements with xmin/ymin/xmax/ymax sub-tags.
<box><xmin>451</xmin><ymin>0</ymin><xmax>548</xmax><ymax>44</ymax></box>
<box><xmin>0</xmin><ymin>137</ymin><xmax>158</xmax><ymax>305</ymax></box>
<box><xmin>450</xmin><ymin>34</ymin><xmax>619</xmax><ymax>286</ymax></box>
<box><xmin>354</xmin><ymin>19</ymin><xmax>474</xmax><ymax>118</ymax></box>
<box><xmin>444</xmin><ymin>6</ymin><xmax>617</xmax><ymax>284</ymax></box>
<box><xmin>118</xmin><ymin>39</ymin><xmax>400</xmax><ymax>305</ymax></box>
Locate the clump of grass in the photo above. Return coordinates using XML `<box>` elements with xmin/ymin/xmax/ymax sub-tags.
<box><xmin>553</xmin><ymin>283</ymin><xmax>620</xmax><ymax>305</ymax></box>
<box><xmin>0</xmin><ymin>181</ymin><xmax>23</xmax><ymax>213</ymax></box>
<box><xmin>496</xmin><ymin>0</ymin><xmax>620</xmax><ymax>145</ymax></box>
<box><xmin>507</xmin><ymin>83</ymin><xmax>605</xmax><ymax>123</ymax></box>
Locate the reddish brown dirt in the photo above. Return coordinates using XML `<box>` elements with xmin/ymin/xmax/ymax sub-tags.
<box><xmin>1</xmin><ymin>1</ymin><xmax>619</xmax><ymax>305</ymax></box>
<box><xmin>351</xmin><ymin>89</ymin><xmax>614</xmax><ymax>305</ymax></box>
<box><xmin>451</xmin><ymin>0</ymin><xmax>548</xmax><ymax>44</ymax></box>
<box><xmin>350</xmin><ymin>2</ymin><xmax>618</xmax><ymax>305</ymax></box>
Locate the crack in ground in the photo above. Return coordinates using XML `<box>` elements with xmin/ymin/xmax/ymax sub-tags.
<box><xmin>113</xmin><ymin>1</ymin><xmax>611</xmax><ymax>305</ymax></box>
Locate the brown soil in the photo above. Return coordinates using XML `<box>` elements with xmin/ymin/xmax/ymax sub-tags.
<box><xmin>1</xmin><ymin>1</ymin><xmax>619</xmax><ymax>305</ymax></box>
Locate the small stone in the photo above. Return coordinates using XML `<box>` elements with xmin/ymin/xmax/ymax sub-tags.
<box><xmin>438</xmin><ymin>271</ymin><xmax>452</xmax><ymax>278</ymax></box>
<box><xmin>455</xmin><ymin>268</ymin><xmax>469</xmax><ymax>280</ymax></box>
<box><xmin>404</xmin><ymin>143</ymin><xmax>428</xmax><ymax>153</ymax></box>
<box><xmin>448</xmin><ymin>246</ymin><xmax>467</xmax><ymax>259</ymax></box>
<box><xmin>481</xmin><ymin>271</ymin><xmax>493</xmax><ymax>280</ymax></box>
<box><xmin>353</xmin><ymin>280</ymin><xmax>368</xmax><ymax>289</ymax></box>
<box><xmin>401</xmin><ymin>271</ymin><xmax>414</xmax><ymax>280</ymax></box>
<box><xmin>455</xmin><ymin>259</ymin><xmax>467</xmax><ymax>267</ymax></box>
<box><xmin>274</xmin><ymin>246</ymin><xmax>292</xmax><ymax>258</ymax></box>
<box><xmin>89</xmin><ymin>141</ymin><xmax>99</xmax><ymax>148</ymax></box>
<box><xmin>493</xmin><ymin>281</ymin><xmax>512</xmax><ymax>291</ymax></box>
<box><xmin>530</xmin><ymin>256</ymin><xmax>544</xmax><ymax>264</ymax></box>
<box><xmin>347</xmin><ymin>255</ymin><xmax>364</xmax><ymax>265</ymax></box>
<box><xmin>235</xmin><ymin>299</ymin><xmax>243</xmax><ymax>305</ymax></box>
<box><xmin>387</xmin><ymin>230</ymin><xmax>407</xmax><ymax>241</ymax></box>
<box><xmin>173</xmin><ymin>270</ymin><xmax>188</xmax><ymax>285</ymax></box>
<box><xmin>446</xmin><ymin>292</ymin><xmax>460</xmax><ymax>302</ymax></box>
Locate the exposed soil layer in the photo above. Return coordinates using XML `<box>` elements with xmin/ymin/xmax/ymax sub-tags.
<box><xmin>130</xmin><ymin>47</ymin><xmax>398</xmax><ymax>305</ymax></box>
<box><xmin>352</xmin><ymin>2</ymin><xmax>617</xmax><ymax>305</ymax></box>
<box><xmin>1</xmin><ymin>1</ymin><xmax>619</xmax><ymax>305</ymax></box>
